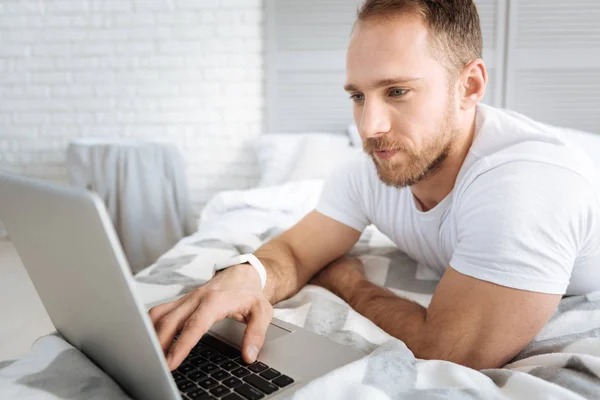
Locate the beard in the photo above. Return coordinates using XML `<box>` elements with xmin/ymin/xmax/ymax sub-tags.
<box><xmin>362</xmin><ymin>103</ymin><xmax>457</xmax><ymax>188</ymax></box>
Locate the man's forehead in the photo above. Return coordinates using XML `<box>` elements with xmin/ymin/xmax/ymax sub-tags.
<box><xmin>345</xmin><ymin>18</ymin><xmax>440</xmax><ymax>90</ymax></box>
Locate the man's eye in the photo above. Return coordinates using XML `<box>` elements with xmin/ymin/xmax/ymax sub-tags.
<box><xmin>349</xmin><ymin>93</ymin><xmax>365</xmax><ymax>102</ymax></box>
<box><xmin>390</xmin><ymin>88</ymin><xmax>408</xmax><ymax>97</ymax></box>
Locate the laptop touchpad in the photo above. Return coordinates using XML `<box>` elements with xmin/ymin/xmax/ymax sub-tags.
<box><xmin>209</xmin><ymin>318</ymin><xmax>290</xmax><ymax>347</ymax></box>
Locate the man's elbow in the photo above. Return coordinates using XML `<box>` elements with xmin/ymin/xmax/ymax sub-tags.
<box><xmin>413</xmin><ymin>342</ymin><xmax>508</xmax><ymax>370</ymax></box>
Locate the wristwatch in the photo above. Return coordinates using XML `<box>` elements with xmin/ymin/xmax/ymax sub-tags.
<box><xmin>213</xmin><ymin>254</ymin><xmax>267</xmax><ymax>290</ymax></box>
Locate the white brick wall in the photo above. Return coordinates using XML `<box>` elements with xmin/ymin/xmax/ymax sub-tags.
<box><xmin>0</xmin><ymin>0</ymin><xmax>264</xmax><ymax>217</ymax></box>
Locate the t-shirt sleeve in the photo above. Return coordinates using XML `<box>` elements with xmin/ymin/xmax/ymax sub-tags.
<box><xmin>315</xmin><ymin>154</ymin><xmax>371</xmax><ymax>232</ymax></box>
<box><xmin>450</xmin><ymin>161</ymin><xmax>596</xmax><ymax>295</ymax></box>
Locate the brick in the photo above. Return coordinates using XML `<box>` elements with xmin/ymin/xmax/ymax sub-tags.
<box><xmin>0</xmin><ymin>86</ymin><xmax>50</xmax><ymax>98</ymax></box>
<box><xmin>176</xmin><ymin>0</ymin><xmax>220</xmax><ymax>9</ymax></box>
<box><xmin>71</xmin><ymin>98</ymin><xmax>114</xmax><ymax>111</ymax></box>
<box><xmin>220</xmin><ymin>0</ymin><xmax>262</xmax><ymax>9</ymax></box>
<box><xmin>33</xmin><ymin>43</ymin><xmax>71</xmax><ymax>57</ymax></box>
<box><xmin>3</xmin><ymin>2</ymin><xmax>44</xmax><ymax>14</ymax></box>
<box><xmin>137</xmin><ymin>55</ymin><xmax>183</xmax><ymax>68</ymax></box>
<box><xmin>0</xmin><ymin>72</ymin><xmax>30</xmax><ymax>85</ymax></box>
<box><xmin>115</xmin><ymin>42</ymin><xmax>154</xmax><ymax>55</ymax></box>
<box><xmin>51</xmin><ymin>86</ymin><xmax>95</xmax><ymax>97</ymax></box>
<box><xmin>133</xmin><ymin>0</ymin><xmax>173</xmax><ymax>11</ymax></box>
<box><xmin>54</xmin><ymin>57</ymin><xmax>99</xmax><ymax>70</ymax></box>
<box><xmin>72</xmin><ymin>42</ymin><xmax>113</xmax><ymax>56</ymax></box>
<box><xmin>136</xmin><ymin>84</ymin><xmax>179</xmax><ymax>96</ymax></box>
<box><xmin>215</xmin><ymin>10</ymin><xmax>243</xmax><ymax>24</ymax></box>
<box><xmin>155</xmin><ymin>13</ymin><xmax>200</xmax><ymax>25</ymax></box>
<box><xmin>71</xmin><ymin>15</ymin><xmax>109</xmax><ymax>28</ymax></box>
<box><xmin>29</xmin><ymin>71</ymin><xmax>71</xmax><ymax>84</ymax></box>
<box><xmin>12</xmin><ymin>113</ymin><xmax>50</xmax><ymax>125</ymax></box>
<box><xmin>0</xmin><ymin>15</ymin><xmax>27</xmax><ymax>28</ymax></box>
<box><xmin>72</xmin><ymin>71</ymin><xmax>115</xmax><ymax>83</ymax></box>
<box><xmin>128</xmin><ymin>26</ymin><xmax>171</xmax><ymax>41</ymax></box>
<box><xmin>49</xmin><ymin>112</ymin><xmax>95</xmax><ymax>125</ymax></box>
<box><xmin>90</xmin><ymin>0</ymin><xmax>134</xmax><ymax>13</ymax></box>
<box><xmin>97</xmin><ymin>57</ymin><xmax>138</xmax><ymax>69</ymax></box>
<box><xmin>6</xmin><ymin>57</ymin><xmax>55</xmax><ymax>71</ymax></box>
<box><xmin>94</xmin><ymin>85</ymin><xmax>137</xmax><ymax>96</ymax></box>
<box><xmin>4</xmin><ymin>29</ymin><xmax>39</xmax><ymax>43</ymax></box>
<box><xmin>0</xmin><ymin>43</ymin><xmax>30</xmax><ymax>57</ymax></box>
<box><xmin>171</xmin><ymin>25</ymin><xmax>215</xmax><ymax>39</ymax></box>
<box><xmin>40</xmin><ymin>15</ymin><xmax>72</xmax><ymax>28</ymax></box>
<box><xmin>44</xmin><ymin>1</ymin><xmax>89</xmax><ymax>14</ymax></box>
<box><xmin>242</xmin><ymin>10</ymin><xmax>262</xmax><ymax>24</ymax></box>
<box><xmin>85</xmin><ymin>29</ymin><xmax>129</xmax><ymax>41</ymax></box>
<box><xmin>40</xmin><ymin>28</ymin><xmax>87</xmax><ymax>42</ymax></box>
<box><xmin>111</xmin><ymin>12</ymin><xmax>155</xmax><ymax>26</ymax></box>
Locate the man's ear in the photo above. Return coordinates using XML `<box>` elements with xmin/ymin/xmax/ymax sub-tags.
<box><xmin>459</xmin><ymin>59</ymin><xmax>487</xmax><ymax>110</ymax></box>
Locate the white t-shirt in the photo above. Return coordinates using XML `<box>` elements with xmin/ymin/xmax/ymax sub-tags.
<box><xmin>316</xmin><ymin>104</ymin><xmax>600</xmax><ymax>296</ymax></box>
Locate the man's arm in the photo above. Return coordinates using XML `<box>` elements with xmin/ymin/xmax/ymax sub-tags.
<box><xmin>257</xmin><ymin>210</ymin><xmax>363</xmax><ymax>304</ymax></box>
<box><xmin>149</xmin><ymin>210</ymin><xmax>362</xmax><ymax>369</ymax></box>
<box><xmin>314</xmin><ymin>260</ymin><xmax>561</xmax><ymax>370</ymax></box>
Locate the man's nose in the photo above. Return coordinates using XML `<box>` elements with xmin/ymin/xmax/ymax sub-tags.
<box><xmin>359</xmin><ymin>100</ymin><xmax>392</xmax><ymax>139</ymax></box>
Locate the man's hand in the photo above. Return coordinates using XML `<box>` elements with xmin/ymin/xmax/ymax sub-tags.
<box><xmin>149</xmin><ymin>263</ymin><xmax>273</xmax><ymax>371</ymax></box>
<box><xmin>309</xmin><ymin>256</ymin><xmax>366</xmax><ymax>299</ymax></box>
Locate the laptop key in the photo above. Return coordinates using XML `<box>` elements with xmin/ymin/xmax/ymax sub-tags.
<box><xmin>209</xmin><ymin>354</ymin><xmax>227</xmax><ymax>364</ymax></box>
<box><xmin>199</xmin><ymin>349</ymin><xmax>218</xmax><ymax>359</ymax></box>
<box><xmin>172</xmin><ymin>371</ymin><xmax>186</xmax><ymax>382</ymax></box>
<box><xmin>188</xmin><ymin>370</ymin><xmax>207</xmax><ymax>382</ymax></box>
<box><xmin>177</xmin><ymin>379</ymin><xmax>196</xmax><ymax>392</ymax></box>
<box><xmin>234</xmin><ymin>383</ymin><xmax>265</xmax><ymax>400</ymax></box>
<box><xmin>190</xmin><ymin>357</ymin><xmax>210</xmax><ymax>369</ymax></box>
<box><xmin>186</xmin><ymin>388</ymin><xmax>214</xmax><ymax>400</ymax></box>
<box><xmin>247</xmin><ymin>362</ymin><xmax>268</xmax><ymax>374</ymax></box>
<box><xmin>200</xmin><ymin>363</ymin><xmax>220</xmax><ymax>374</ymax></box>
<box><xmin>222</xmin><ymin>393</ymin><xmax>245</xmax><ymax>400</ymax></box>
<box><xmin>220</xmin><ymin>361</ymin><xmax>240</xmax><ymax>371</ymax></box>
<box><xmin>211</xmin><ymin>369</ymin><xmax>231</xmax><ymax>381</ymax></box>
<box><xmin>200</xmin><ymin>334</ymin><xmax>242</xmax><ymax>359</ymax></box>
<box><xmin>197</xmin><ymin>377</ymin><xmax>219</xmax><ymax>390</ymax></box>
<box><xmin>231</xmin><ymin>367</ymin><xmax>251</xmax><ymax>378</ymax></box>
<box><xmin>222</xmin><ymin>376</ymin><xmax>243</xmax><ymax>389</ymax></box>
<box><xmin>209</xmin><ymin>385</ymin><xmax>230</xmax><ymax>397</ymax></box>
<box><xmin>259</xmin><ymin>369</ymin><xmax>280</xmax><ymax>380</ymax></box>
<box><xmin>243</xmin><ymin>374</ymin><xmax>278</xmax><ymax>395</ymax></box>
<box><xmin>178</xmin><ymin>362</ymin><xmax>196</xmax><ymax>375</ymax></box>
<box><xmin>272</xmin><ymin>375</ymin><xmax>294</xmax><ymax>388</ymax></box>
<box><xmin>233</xmin><ymin>357</ymin><xmax>249</xmax><ymax>366</ymax></box>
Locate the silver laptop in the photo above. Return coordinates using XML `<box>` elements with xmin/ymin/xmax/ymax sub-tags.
<box><xmin>0</xmin><ymin>172</ymin><xmax>364</xmax><ymax>400</ymax></box>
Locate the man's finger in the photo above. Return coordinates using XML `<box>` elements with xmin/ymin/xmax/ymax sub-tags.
<box><xmin>241</xmin><ymin>298</ymin><xmax>273</xmax><ymax>364</ymax></box>
<box><xmin>148</xmin><ymin>300</ymin><xmax>180</xmax><ymax>325</ymax></box>
<box><xmin>166</xmin><ymin>292</ymin><xmax>231</xmax><ymax>370</ymax></box>
<box><xmin>154</xmin><ymin>297</ymin><xmax>200</xmax><ymax>353</ymax></box>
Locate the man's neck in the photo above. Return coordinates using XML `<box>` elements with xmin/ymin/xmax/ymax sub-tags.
<box><xmin>410</xmin><ymin>107</ymin><xmax>478</xmax><ymax>212</ymax></box>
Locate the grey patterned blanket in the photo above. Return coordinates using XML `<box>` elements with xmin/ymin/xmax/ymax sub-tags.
<box><xmin>1</xmin><ymin>181</ymin><xmax>600</xmax><ymax>399</ymax></box>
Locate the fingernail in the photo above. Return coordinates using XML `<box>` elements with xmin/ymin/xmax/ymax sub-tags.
<box><xmin>166</xmin><ymin>353</ymin><xmax>173</xmax><ymax>369</ymax></box>
<box><xmin>248</xmin><ymin>346</ymin><xmax>259</xmax><ymax>362</ymax></box>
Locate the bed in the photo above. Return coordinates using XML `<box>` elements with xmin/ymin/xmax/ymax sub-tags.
<box><xmin>2</xmin><ymin>130</ymin><xmax>600</xmax><ymax>399</ymax></box>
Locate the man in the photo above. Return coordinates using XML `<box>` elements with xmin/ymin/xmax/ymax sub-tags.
<box><xmin>150</xmin><ymin>0</ymin><xmax>600</xmax><ymax>371</ymax></box>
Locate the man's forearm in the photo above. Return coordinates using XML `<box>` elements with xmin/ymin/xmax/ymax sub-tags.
<box><xmin>253</xmin><ymin>237</ymin><xmax>311</xmax><ymax>305</ymax></box>
<box><xmin>338</xmin><ymin>279</ymin><xmax>429</xmax><ymax>355</ymax></box>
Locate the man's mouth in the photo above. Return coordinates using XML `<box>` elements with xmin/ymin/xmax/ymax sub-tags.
<box><xmin>373</xmin><ymin>149</ymin><xmax>399</xmax><ymax>160</ymax></box>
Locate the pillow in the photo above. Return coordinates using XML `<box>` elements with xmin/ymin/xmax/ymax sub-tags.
<box><xmin>346</xmin><ymin>123</ymin><xmax>362</xmax><ymax>147</ymax></box>
<box><xmin>561</xmin><ymin>127</ymin><xmax>600</xmax><ymax>168</ymax></box>
<box><xmin>286</xmin><ymin>138</ymin><xmax>361</xmax><ymax>182</ymax></box>
<box><xmin>254</xmin><ymin>133</ymin><xmax>351</xmax><ymax>187</ymax></box>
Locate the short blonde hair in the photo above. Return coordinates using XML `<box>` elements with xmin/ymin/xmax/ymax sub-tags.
<box><xmin>356</xmin><ymin>0</ymin><xmax>483</xmax><ymax>75</ymax></box>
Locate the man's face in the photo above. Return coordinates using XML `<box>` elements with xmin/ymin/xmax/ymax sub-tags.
<box><xmin>345</xmin><ymin>15</ymin><xmax>460</xmax><ymax>188</ymax></box>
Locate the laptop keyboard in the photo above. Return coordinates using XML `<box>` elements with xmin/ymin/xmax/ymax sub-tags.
<box><xmin>172</xmin><ymin>333</ymin><xmax>295</xmax><ymax>400</ymax></box>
